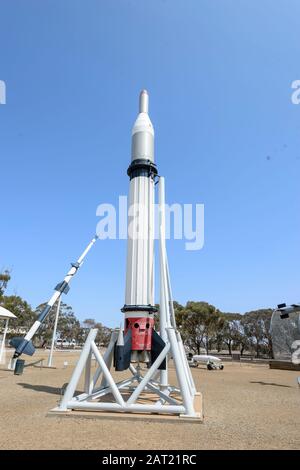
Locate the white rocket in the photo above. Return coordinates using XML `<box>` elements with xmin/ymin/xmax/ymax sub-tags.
<box><xmin>115</xmin><ymin>90</ymin><xmax>165</xmax><ymax>370</ymax></box>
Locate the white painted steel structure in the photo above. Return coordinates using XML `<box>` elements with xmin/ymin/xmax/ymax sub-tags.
<box><xmin>54</xmin><ymin>174</ymin><xmax>200</xmax><ymax>418</ymax></box>
<box><xmin>47</xmin><ymin>297</ymin><xmax>61</xmax><ymax>367</ymax></box>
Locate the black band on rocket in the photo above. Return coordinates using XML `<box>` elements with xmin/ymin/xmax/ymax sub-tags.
<box><xmin>121</xmin><ymin>304</ymin><xmax>158</xmax><ymax>313</ymax></box>
<box><xmin>127</xmin><ymin>159</ymin><xmax>158</xmax><ymax>180</ymax></box>
<box><xmin>55</xmin><ymin>281</ymin><xmax>70</xmax><ymax>294</ymax></box>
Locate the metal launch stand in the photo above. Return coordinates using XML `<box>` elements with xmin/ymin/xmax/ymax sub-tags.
<box><xmin>52</xmin><ymin>177</ymin><xmax>201</xmax><ymax>420</ymax></box>
<box><xmin>10</xmin><ymin>91</ymin><xmax>202</xmax><ymax>418</ymax></box>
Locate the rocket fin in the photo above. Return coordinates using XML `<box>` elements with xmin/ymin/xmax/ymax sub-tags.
<box><xmin>150</xmin><ymin>330</ymin><xmax>166</xmax><ymax>370</ymax></box>
<box><xmin>114</xmin><ymin>329</ymin><xmax>132</xmax><ymax>371</ymax></box>
<box><xmin>9</xmin><ymin>337</ymin><xmax>35</xmax><ymax>356</ymax></box>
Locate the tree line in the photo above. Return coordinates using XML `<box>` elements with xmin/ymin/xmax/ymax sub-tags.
<box><xmin>0</xmin><ymin>271</ymin><xmax>112</xmax><ymax>348</ymax></box>
<box><xmin>0</xmin><ymin>271</ymin><xmax>273</xmax><ymax>357</ymax></box>
<box><xmin>174</xmin><ymin>301</ymin><xmax>273</xmax><ymax>358</ymax></box>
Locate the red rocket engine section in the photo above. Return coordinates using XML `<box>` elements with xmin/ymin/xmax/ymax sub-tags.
<box><xmin>125</xmin><ymin>317</ymin><xmax>155</xmax><ymax>350</ymax></box>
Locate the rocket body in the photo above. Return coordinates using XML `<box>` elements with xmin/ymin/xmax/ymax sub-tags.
<box><xmin>120</xmin><ymin>90</ymin><xmax>159</xmax><ymax>365</ymax></box>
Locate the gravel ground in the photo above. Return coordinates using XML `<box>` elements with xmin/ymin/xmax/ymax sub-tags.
<box><xmin>0</xmin><ymin>350</ymin><xmax>299</xmax><ymax>450</ymax></box>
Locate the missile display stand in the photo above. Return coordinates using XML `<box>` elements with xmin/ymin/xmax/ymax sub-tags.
<box><xmin>10</xmin><ymin>235</ymin><xmax>99</xmax><ymax>367</ymax></box>
<box><xmin>52</xmin><ymin>176</ymin><xmax>201</xmax><ymax>420</ymax></box>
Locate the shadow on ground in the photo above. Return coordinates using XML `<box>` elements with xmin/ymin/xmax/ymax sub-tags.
<box><xmin>250</xmin><ymin>381</ymin><xmax>291</xmax><ymax>388</ymax></box>
<box><xmin>17</xmin><ymin>383</ymin><xmax>81</xmax><ymax>395</ymax></box>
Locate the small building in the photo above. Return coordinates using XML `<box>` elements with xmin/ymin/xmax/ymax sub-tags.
<box><xmin>0</xmin><ymin>306</ymin><xmax>17</xmax><ymax>363</ymax></box>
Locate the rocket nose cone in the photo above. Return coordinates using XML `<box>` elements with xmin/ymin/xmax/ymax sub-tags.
<box><xmin>139</xmin><ymin>90</ymin><xmax>149</xmax><ymax>113</ymax></box>
<box><xmin>132</xmin><ymin>90</ymin><xmax>154</xmax><ymax>136</ymax></box>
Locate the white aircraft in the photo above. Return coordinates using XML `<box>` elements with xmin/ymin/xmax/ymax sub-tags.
<box><xmin>188</xmin><ymin>354</ymin><xmax>224</xmax><ymax>370</ymax></box>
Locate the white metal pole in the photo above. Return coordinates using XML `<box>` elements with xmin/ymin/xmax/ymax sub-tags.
<box><xmin>59</xmin><ymin>328</ymin><xmax>98</xmax><ymax>410</ymax></box>
<box><xmin>0</xmin><ymin>319</ymin><xmax>9</xmax><ymax>364</ymax></box>
<box><xmin>47</xmin><ymin>297</ymin><xmax>61</xmax><ymax>367</ymax></box>
<box><xmin>177</xmin><ymin>330</ymin><xmax>196</xmax><ymax>395</ymax></box>
<box><xmin>91</xmin><ymin>342</ymin><xmax>125</xmax><ymax>406</ymax></box>
<box><xmin>99</xmin><ymin>329</ymin><xmax>119</xmax><ymax>389</ymax></box>
<box><xmin>84</xmin><ymin>350</ymin><xmax>92</xmax><ymax>394</ymax></box>
<box><xmin>66</xmin><ymin>401</ymin><xmax>185</xmax><ymax>414</ymax></box>
<box><xmin>158</xmin><ymin>177</ymin><xmax>170</xmax><ymax>390</ymax></box>
<box><xmin>166</xmin><ymin>257</ymin><xmax>177</xmax><ymax>329</ymax></box>
<box><xmin>167</xmin><ymin>327</ymin><xmax>196</xmax><ymax>417</ymax></box>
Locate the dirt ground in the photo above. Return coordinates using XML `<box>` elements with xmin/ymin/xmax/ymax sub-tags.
<box><xmin>0</xmin><ymin>349</ymin><xmax>299</xmax><ymax>450</ymax></box>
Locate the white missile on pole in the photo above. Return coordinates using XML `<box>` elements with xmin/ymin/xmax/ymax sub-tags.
<box><xmin>10</xmin><ymin>235</ymin><xmax>98</xmax><ymax>359</ymax></box>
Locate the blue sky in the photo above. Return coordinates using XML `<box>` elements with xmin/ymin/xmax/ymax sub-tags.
<box><xmin>0</xmin><ymin>1</ymin><xmax>299</xmax><ymax>326</ymax></box>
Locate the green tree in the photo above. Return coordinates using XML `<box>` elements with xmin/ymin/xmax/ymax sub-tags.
<box><xmin>82</xmin><ymin>318</ymin><xmax>112</xmax><ymax>347</ymax></box>
<box><xmin>155</xmin><ymin>301</ymin><xmax>184</xmax><ymax>331</ymax></box>
<box><xmin>177</xmin><ymin>301</ymin><xmax>222</xmax><ymax>354</ymax></box>
<box><xmin>0</xmin><ymin>270</ymin><xmax>11</xmax><ymax>299</ymax></box>
<box><xmin>82</xmin><ymin>318</ymin><xmax>97</xmax><ymax>329</ymax></box>
<box><xmin>95</xmin><ymin>323</ymin><xmax>112</xmax><ymax>347</ymax></box>
<box><xmin>1</xmin><ymin>295</ymin><xmax>35</xmax><ymax>336</ymax></box>
<box><xmin>218</xmin><ymin>313</ymin><xmax>243</xmax><ymax>355</ymax></box>
<box><xmin>35</xmin><ymin>301</ymin><xmax>81</xmax><ymax>348</ymax></box>
<box><xmin>242</xmin><ymin>309</ymin><xmax>273</xmax><ymax>358</ymax></box>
